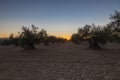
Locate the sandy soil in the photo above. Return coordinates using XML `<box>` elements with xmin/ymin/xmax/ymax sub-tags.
<box><xmin>0</xmin><ymin>42</ymin><xmax>120</xmax><ymax>80</ymax></box>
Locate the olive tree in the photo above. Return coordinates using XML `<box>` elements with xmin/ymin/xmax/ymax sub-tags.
<box><xmin>13</xmin><ymin>25</ymin><xmax>48</xmax><ymax>49</ymax></box>
<box><xmin>18</xmin><ymin>25</ymin><xmax>39</xmax><ymax>49</ymax></box>
<box><xmin>76</xmin><ymin>24</ymin><xmax>110</xmax><ymax>49</ymax></box>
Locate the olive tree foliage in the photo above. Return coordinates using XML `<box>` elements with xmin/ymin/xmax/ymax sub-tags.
<box><xmin>0</xmin><ymin>33</ymin><xmax>15</xmax><ymax>46</ymax></box>
<box><xmin>43</xmin><ymin>35</ymin><xmax>67</xmax><ymax>45</ymax></box>
<box><xmin>9</xmin><ymin>24</ymin><xmax>67</xmax><ymax>49</ymax></box>
<box><xmin>9</xmin><ymin>25</ymin><xmax>48</xmax><ymax>49</ymax></box>
<box><xmin>18</xmin><ymin>25</ymin><xmax>39</xmax><ymax>49</ymax></box>
<box><xmin>9</xmin><ymin>33</ymin><xmax>19</xmax><ymax>46</ymax></box>
<box><xmin>110</xmin><ymin>10</ymin><xmax>120</xmax><ymax>27</ymax></box>
<box><xmin>37</xmin><ymin>29</ymin><xmax>48</xmax><ymax>45</ymax></box>
<box><xmin>88</xmin><ymin>25</ymin><xmax>112</xmax><ymax>49</ymax></box>
<box><xmin>37</xmin><ymin>31</ymin><xmax>67</xmax><ymax>45</ymax></box>
<box><xmin>109</xmin><ymin>10</ymin><xmax>120</xmax><ymax>43</ymax></box>
<box><xmin>71</xmin><ymin>10</ymin><xmax>120</xmax><ymax>49</ymax></box>
<box><xmin>71</xmin><ymin>33</ymin><xmax>83</xmax><ymax>44</ymax></box>
<box><xmin>78</xmin><ymin>24</ymin><xmax>110</xmax><ymax>49</ymax></box>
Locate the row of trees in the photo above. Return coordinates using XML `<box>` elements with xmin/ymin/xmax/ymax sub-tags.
<box><xmin>0</xmin><ymin>25</ymin><xmax>67</xmax><ymax>49</ymax></box>
<box><xmin>0</xmin><ymin>11</ymin><xmax>119</xmax><ymax>50</ymax></box>
<box><xmin>71</xmin><ymin>11</ymin><xmax>120</xmax><ymax>49</ymax></box>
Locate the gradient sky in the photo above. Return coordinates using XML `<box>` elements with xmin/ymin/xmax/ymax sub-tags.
<box><xmin>0</xmin><ymin>0</ymin><xmax>120</xmax><ymax>39</ymax></box>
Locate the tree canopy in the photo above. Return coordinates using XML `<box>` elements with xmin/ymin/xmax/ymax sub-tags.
<box><xmin>71</xmin><ymin>10</ymin><xmax>120</xmax><ymax>49</ymax></box>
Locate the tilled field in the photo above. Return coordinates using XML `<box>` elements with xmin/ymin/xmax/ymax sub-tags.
<box><xmin>0</xmin><ymin>42</ymin><xmax>120</xmax><ymax>80</ymax></box>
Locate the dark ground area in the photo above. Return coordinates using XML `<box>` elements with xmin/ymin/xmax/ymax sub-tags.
<box><xmin>0</xmin><ymin>42</ymin><xmax>120</xmax><ymax>80</ymax></box>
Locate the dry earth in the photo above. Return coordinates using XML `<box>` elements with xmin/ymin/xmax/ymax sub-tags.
<box><xmin>0</xmin><ymin>42</ymin><xmax>120</xmax><ymax>80</ymax></box>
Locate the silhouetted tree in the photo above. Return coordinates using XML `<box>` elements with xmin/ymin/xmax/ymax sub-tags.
<box><xmin>17</xmin><ymin>25</ymin><xmax>39</xmax><ymax>49</ymax></box>
<box><xmin>88</xmin><ymin>25</ymin><xmax>110</xmax><ymax>49</ymax></box>
<box><xmin>109</xmin><ymin>10</ymin><xmax>120</xmax><ymax>43</ymax></box>
<box><xmin>71</xmin><ymin>10</ymin><xmax>120</xmax><ymax>49</ymax></box>
<box><xmin>0</xmin><ymin>39</ymin><xmax>11</xmax><ymax>46</ymax></box>
<box><xmin>37</xmin><ymin>29</ymin><xmax>48</xmax><ymax>45</ymax></box>
<box><xmin>9</xmin><ymin>33</ymin><xmax>15</xmax><ymax>45</ymax></box>
<box><xmin>47</xmin><ymin>36</ymin><xmax>57</xmax><ymax>44</ymax></box>
<box><xmin>71</xmin><ymin>33</ymin><xmax>83</xmax><ymax>44</ymax></box>
<box><xmin>110</xmin><ymin>10</ymin><xmax>120</xmax><ymax>27</ymax></box>
<box><xmin>57</xmin><ymin>37</ymin><xmax>67</xmax><ymax>43</ymax></box>
<box><xmin>71</xmin><ymin>24</ymin><xmax>112</xmax><ymax>49</ymax></box>
<box><xmin>44</xmin><ymin>36</ymin><xmax>67</xmax><ymax>45</ymax></box>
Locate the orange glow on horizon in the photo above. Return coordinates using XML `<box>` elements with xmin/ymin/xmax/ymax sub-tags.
<box><xmin>0</xmin><ymin>34</ymin><xmax>9</xmax><ymax>38</ymax></box>
<box><xmin>59</xmin><ymin>35</ymin><xmax>71</xmax><ymax>40</ymax></box>
<box><xmin>51</xmin><ymin>33</ymin><xmax>71</xmax><ymax>40</ymax></box>
<box><xmin>0</xmin><ymin>33</ymin><xmax>71</xmax><ymax>40</ymax></box>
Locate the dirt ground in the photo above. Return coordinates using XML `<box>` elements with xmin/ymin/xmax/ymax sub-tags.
<box><xmin>0</xmin><ymin>42</ymin><xmax>120</xmax><ymax>80</ymax></box>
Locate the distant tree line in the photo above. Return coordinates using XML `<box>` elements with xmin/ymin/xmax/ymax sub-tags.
<box><xmin>0</xmin><ymin>25</ymin><xmax>67</xmax><ymax>49</ymax></box>
<box><xmin>71</xmin><ymin>10</ymin><xmax>120</xmax><ymax>49</ymax></box>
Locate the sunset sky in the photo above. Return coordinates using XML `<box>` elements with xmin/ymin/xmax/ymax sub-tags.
<box><xmin>0</xmin><ymin>0</ymin><xmax>120</xmax><ymax>39</ymax></box>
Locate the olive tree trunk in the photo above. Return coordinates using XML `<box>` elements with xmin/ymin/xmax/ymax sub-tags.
<box><xmin>88</xmin><ymin>39</ymin><xmax>102</xmax><ymax>49</ymax></box>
